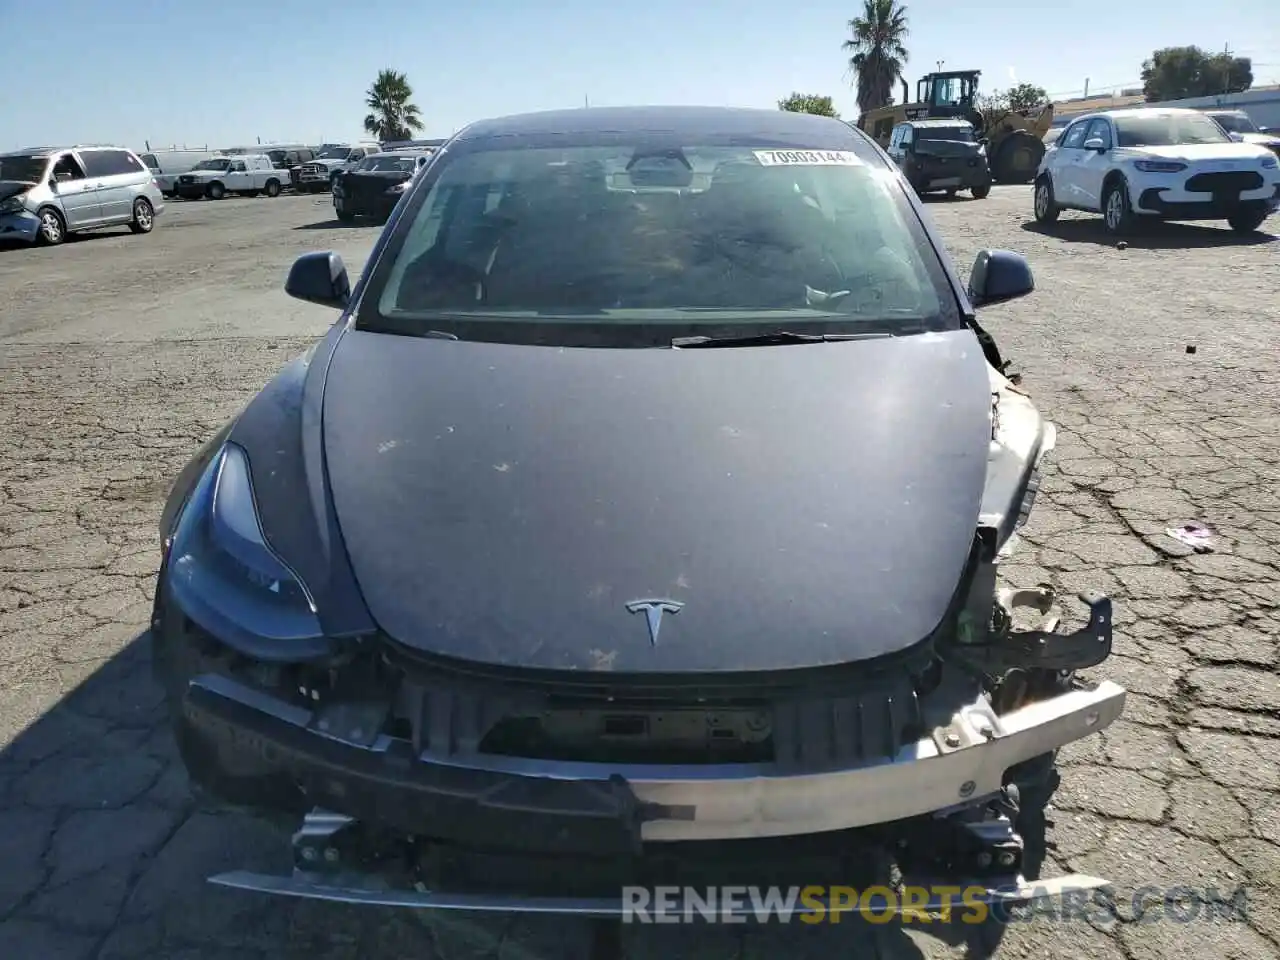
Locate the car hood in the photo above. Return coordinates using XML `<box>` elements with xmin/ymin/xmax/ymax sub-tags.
<box><xmin>1122</xmin><ymin>142</ymin><xmax>1275</xmax><ymax>164</ymax></box>
<box><xmin>322</xmin><ymin>328</ymin><xmax>994</xmax><ymax>674</ymax></box>
<box><xmin>913</xmin><ymin>139</ymin><xmax>984</xmax><ymax>159</ymax></box>
<box><xmin>1237</xmin><ymin>132</ymin><xmax>1280</xmax><ymax>149</ymax></box>
<box><xmin>0</xmin><ymin>180</ymin><xmax>35</xmax><ymax>202</ymax></box>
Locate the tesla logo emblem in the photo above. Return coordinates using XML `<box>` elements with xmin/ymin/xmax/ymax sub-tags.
<box><xmin>625</xmin><ymin>599</ymin><xmax>684</xmax><ymax>646</ymax></box>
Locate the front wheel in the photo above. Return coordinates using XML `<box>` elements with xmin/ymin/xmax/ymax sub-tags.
<box><xmin>207</xmin><ymin>181</ymin><xmax>226</xmax><ymax>200</ymax></box>
<box><xmin>36</xmin><ymin>207</ymin><xmax>66</xmax><ymax>245</ymax></box>
<box><xmin>128</xmin><ymin>198</ymin><xmax>154</xmax><ymax>234</ymax></box>
<box><xmin>1032</xmin><ymin>177</ymin><xmax>1059</xmax><ymax>222</ymax></box>
<box><xmin>971</xmin><ymin>183</ymin><xmax>991</xmax><ymax>200</ymax></box>
<box><xmin>1102</xmin><ymin>179</ymin><xmax>1136</xmax><ymax>235</ymax></box>
<box><xmin>1227</xmin><ymin>207</ymin><xmax>1269</xmax><ymax>234</ymax></box>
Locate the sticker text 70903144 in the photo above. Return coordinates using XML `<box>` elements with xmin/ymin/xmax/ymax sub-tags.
<box><xmin>753</xmin><ymin>150</ymin><xmax>864</xmax><ymax>167</ymax></box>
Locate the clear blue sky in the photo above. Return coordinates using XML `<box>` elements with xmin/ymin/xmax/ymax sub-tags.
<box><xmin>4</xmin><ymin>0</ymin><xmax>1277</xmax><ymax>151</ymax></box>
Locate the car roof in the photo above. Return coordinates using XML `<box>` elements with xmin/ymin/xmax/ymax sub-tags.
<box><xmin>1070</xmin><ymin>107</ymin><xmax>1208</xmax><ymax>123</ymax></box>
<box><xmin>453</xmin><ymin>105</ymin><xmax>868</xmax><ymax>152</ymax></box>
<box><xmin>3</xmin><ymin>144</ymin><xmax>127</xmax><ymax>157</ymax></box>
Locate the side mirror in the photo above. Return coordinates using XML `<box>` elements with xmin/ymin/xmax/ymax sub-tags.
<box><xmin>286</xmin><ymin>251</ymin><xmax>351</xmax><ymax>309</ymax></box>
<box><xmin>1227</xmin><ymin>131</ymin><xmax>1244</xmax><ymax>142</ymax></box>
<box><xmin>1083</xmin><ymin>137</ymin><xmax>1107</xmax><ymax>152</ymax></box>
<box><xmin>968</xmin><ymin>249</ymin><xmax>1034</xmax><ymax>308</ymax></box>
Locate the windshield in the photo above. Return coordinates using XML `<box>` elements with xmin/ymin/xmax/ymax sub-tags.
<box><xmin>1115</xmin><ymin>113</ymin><xmax>1232</xmax><ymax>147</ymax></box>
<box><xmin>192</xmin><ymin>158</ymin><xmax>231</xmax><ymax>171</ymax></box>
<box><xmin>318</xmin><ymin>146</ymin><xmax>350</xmax><ymax>159</ymax></box>
<box><xmin>0</xmin><ymin>155</ymin><xmax>49</xmax><ymax>183</ymax></box>
<box><xmin>360</xmin><ymin>156</ymin><xmax>418</xmax><ymax>172</ymax></box>
<box><xmin>1208</xmin><ymin>113</ymin><xmax>1258</xmax><ymax>135</ymax></box>
<box><xmin>361</xmin><ymin>140</ymin><xmax>959</xmax><ymax>347</ymax></box>
<box><xmin>915</xmin><ymin>126</ymin><xmax>976</xmax><ymax>143</ymax></box>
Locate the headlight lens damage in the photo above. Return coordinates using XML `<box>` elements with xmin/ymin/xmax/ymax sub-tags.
<box><xmin>168</xmin><ymin>442</ymin><xmax>322</xmax><ymax>650</ymax></box>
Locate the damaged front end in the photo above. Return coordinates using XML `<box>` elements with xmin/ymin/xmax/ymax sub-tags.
<box><xmin>150</xmin><ymin>357</ymin><xmax>1124</xmax><ymax>926</ymax></box>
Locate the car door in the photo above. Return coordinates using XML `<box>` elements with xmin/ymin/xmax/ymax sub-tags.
<box><xmin>1074</xmin><ymin>118</ymin><xmax>1115</xmax><ymax>211</ymax></box>
<box><xmin>886</xmin><ymin>124</ymin><xmax>904</xmax><ymax>166</ymax></box>
<box><xmin>898</xmin><ymin>125</ymin><xmax>915</xmax><ymax>173</ymax></box>
<box><xmin>92</xmin><ymin>149</ymin><xmax>144</xmax><ymax>222</ymax></box>
<box><xmin>225</xmin><ymin>160</ymin><xmax>250</xmax><ymax>191</ymax></box>
<box><xmin>49</xmin><ymin>152</ymin><xmax>103</xmax><ymax>227</ymax></box>
<box><xmin>1051</xmin><ymin>120</ymin><xmax>1091</xmax><ymax>206</ymax></box>
<box><xmin>77</xmin><ymin>149</ymin><xmax>134</xmax><ymax>223</ymax></box>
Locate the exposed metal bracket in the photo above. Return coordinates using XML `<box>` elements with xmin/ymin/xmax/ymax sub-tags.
<box><xmin>955</xmin><ymin>590</ymin><xmax>1113</xmax><ymax>673</ymax></box>
<box><xmin>292</xmin><ymin>808</ymin><xmax>357</xmax><ymax>873</ymax></box>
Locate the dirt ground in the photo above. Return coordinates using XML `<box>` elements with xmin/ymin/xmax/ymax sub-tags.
<box><xmin>1</xmin><ymin>190</ymin><xmax>1277</xmax><ymax>959</ymax></box>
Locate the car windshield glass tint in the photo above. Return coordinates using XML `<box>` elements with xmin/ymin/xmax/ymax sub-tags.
<box><xmin>365</xmin><ymin>157</ymin><xmax>416</xmax><ymax>172</ymax></box>
<box><xmin>0</xmin><ymin>155</ymin><xmax>48</xmax><ymax>183</ymax></box>
<box><xmin>1209</xmin><ymin>113</ymin><xmax>1257</xmax><ymax>134</ymax></box>
<box><xmin>365</xmin><ymin>142</ymin><xmax>956</xmax><ymax>347</ymax></box>
<box><xmin>318</xmin><ymin>147</ymin><xmax>349</xmax><ymax>159</ymax></box>
<box><xmin>1115</xmin><ymin>114</ymin><xmax>1231</xmax><ymax>147</ymax></box>
<box><xmin>192</xmin><ymin>159</ymin><xmax>231</xmax><ymax>171</ymax></box>
<box><xmin>915</xmin><ymin>126</ymin><xmax>975</xmax><ymax>142</ymax></box>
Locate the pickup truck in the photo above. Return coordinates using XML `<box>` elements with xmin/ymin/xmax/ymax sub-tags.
<box><xmin>174</xmin><ymin>154</ymin><xmax>286</xmax><ymax>200</ymax></box>
<box><xmin>294</xmin><ymin>143</ymin><xmax>382</xmax><ymax>193</ymax></box>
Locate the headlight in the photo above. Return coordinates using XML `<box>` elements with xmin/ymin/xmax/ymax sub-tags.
<box><xmin>1133</xmin><ymin>160</ymin><xmax>1187</xmax><ymax>173</ymax></box>
<box><xmin>0</xmin><ymin>196</ymin><xmax>25</xmax><ymax>214</ymax></box>
<box><xmin>386</xmin><ymin>181</ymin><xmax>410</xmax><ymax>195</ymax></box>
<box><xmin>167</xmin><ymin>442</ymin><xmax>322</xmax><ymax>653</ymax></box>
<box><xmin>1261</xmin><ymin>155</ymin><xmax>1278</xmax><ymax>169</ymax></box>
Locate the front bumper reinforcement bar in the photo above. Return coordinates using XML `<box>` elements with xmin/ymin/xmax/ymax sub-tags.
<box><xmin>209</xmin><ymin>862</ymin><xmax>1113</xmax><ymax>917</ymax></box>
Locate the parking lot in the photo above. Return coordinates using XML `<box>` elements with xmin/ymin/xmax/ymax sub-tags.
<box><xmin>0</xmin><ymin>188</ymin><xmax>1277</xmax><ymax>960</ymax></box>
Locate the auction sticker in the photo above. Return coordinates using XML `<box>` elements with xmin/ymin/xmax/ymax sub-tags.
<box><xmin>753</xmin><ymin>149</ymin><xmax>863</xmax><ymax>166</ymax></box>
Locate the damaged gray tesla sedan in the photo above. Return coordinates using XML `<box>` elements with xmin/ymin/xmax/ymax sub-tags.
<box><xmin>151</xmin><ymin>105</ymin><xmax>1125</xmax><ymax>927</ymax></box>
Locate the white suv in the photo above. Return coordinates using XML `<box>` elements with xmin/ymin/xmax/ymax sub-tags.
<box><xmin>1032</xmin><ymin>107</ymin><xmax>1280</xmax><ymax>236</ymax></box>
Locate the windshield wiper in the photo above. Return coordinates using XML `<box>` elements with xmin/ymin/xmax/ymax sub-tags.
<box><xmin>671</xmin><ymin>331</ymin><xmax>891</xmax><ymax>349</ymax></box>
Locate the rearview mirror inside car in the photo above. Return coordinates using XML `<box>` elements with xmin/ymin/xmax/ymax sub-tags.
<box><xmin>286</xmin><ymin>251</ymin><xmax>351</xmax><ymax>310</ymax></box>
<box><xmin>1083</xmin><ymin>137</ymin><xmax>1106</xmax><ymax>152</ymax></box>
<box><xmin>968</xmin><ymin>249</ymin><xmax>1034</xmax><ymax>308</ymax></box>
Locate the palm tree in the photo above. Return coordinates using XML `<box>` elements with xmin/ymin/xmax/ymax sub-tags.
<box><xmin>363</xmin><ymin>69</ymin><xmax>425</xmax><ymax>142</ymax></box>
<box><xmin>842</xmin><ymin>0</ymin><xmax>910</xmax><ymax>114</ymax></box>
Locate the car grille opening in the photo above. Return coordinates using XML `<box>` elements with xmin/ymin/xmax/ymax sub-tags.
<box><xmin>478</xmin><ymin>702</ymin><xmax>776</xmax><ymax>765</ymax></box>
<box><xmin>1184</xmin><ymin>171</ymin><xmax>1264</xmax><ymax>194</ymax></box>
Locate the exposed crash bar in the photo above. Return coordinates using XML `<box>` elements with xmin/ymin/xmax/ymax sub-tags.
<box><xmin>207</xmin><ymin>868</ymin><xmax>1115</xmax><ymax>918</ymax></box>
<box><xmin>183</xmin><ymin>673</ymin><xmax>1125</xmax><ymax>842</ymax></box>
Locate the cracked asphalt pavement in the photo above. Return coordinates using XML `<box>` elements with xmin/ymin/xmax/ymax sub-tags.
<box><xmin>1</xmin><ymin>190</ymin><xmax>1277</xmax><ymax>959</ymax></box>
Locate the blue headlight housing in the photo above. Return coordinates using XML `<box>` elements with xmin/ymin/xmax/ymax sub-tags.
<box><xmin>166</xmin><ymin>442</ymin><xmax>325</xmax><ymax>659</ymax></box>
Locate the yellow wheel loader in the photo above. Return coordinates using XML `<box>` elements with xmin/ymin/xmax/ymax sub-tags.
<box><xmin>856</xmin><ymin>70</ymin><xmax>1054</xmax><ymax>185</ymax></box>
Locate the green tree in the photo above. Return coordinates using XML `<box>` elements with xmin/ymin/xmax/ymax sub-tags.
<box><xmin>778</xmin><ymin>92</ymin><xmax>840</xmax><ymax>118</ymax></box>
<box><xmin>976</xmin><ymin>82</ymin><xmax>1050</xmax><ymax>123</ymax></box>
<box><xmin>1141</xmin><ymin>46</ymin><xmax>1253</xmax><ymax>102</ymax></box>
<box><xmin>1003</xmin><ymin>83</ymin><xmax>1050</xmax><ymax>112</ymax></box>
<box><xmin>842</xmin><ymin>0</ymin><xmax>910</xmax><ymax>114</ymax></box>
<box><xmin>363</xmin><ymin>69</ymin><xmax>425</xmax><ymax>141</ymax></box>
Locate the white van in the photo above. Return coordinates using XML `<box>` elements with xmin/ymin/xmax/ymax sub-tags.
<box><xmin>140</xmin><ymin>149</ymin><xmax>226</xmax><ymax>197</ymax></box>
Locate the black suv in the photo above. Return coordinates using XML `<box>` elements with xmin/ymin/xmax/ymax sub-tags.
<box><xmin>887</xmin><ymin>119</ymin><xmax>992</xmax><ymax>199</ymax></box>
